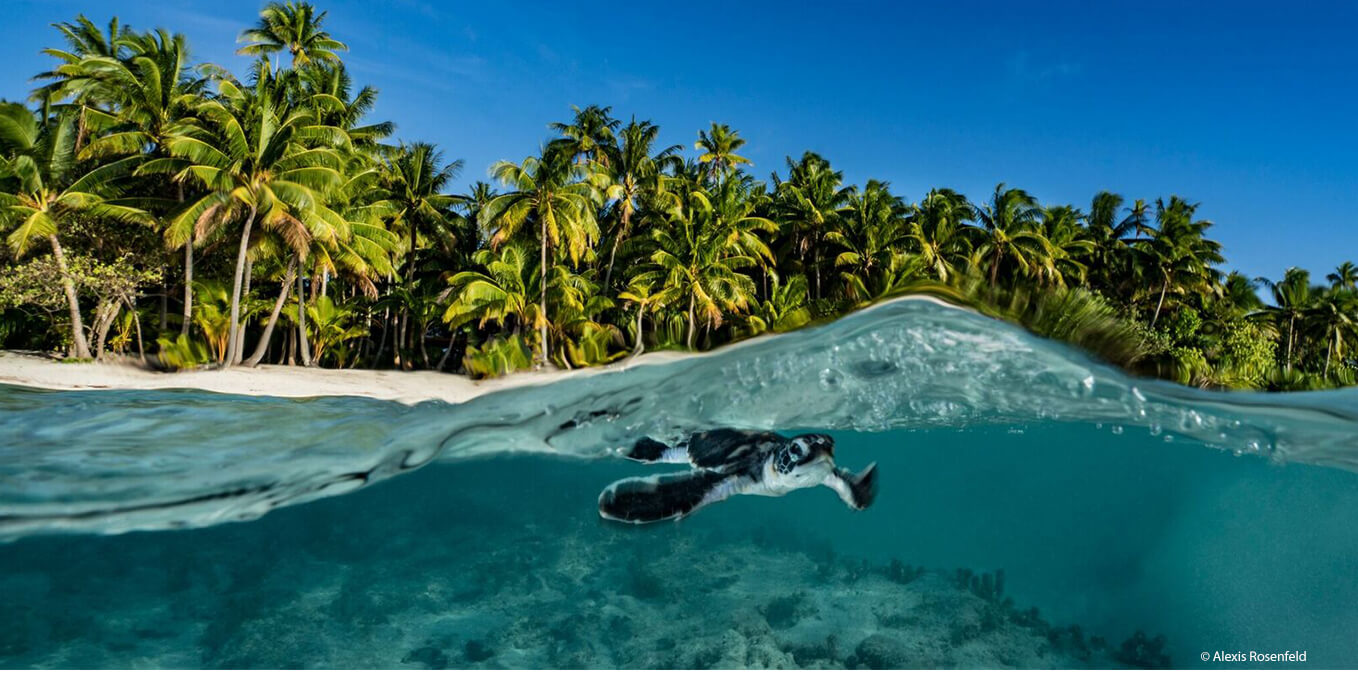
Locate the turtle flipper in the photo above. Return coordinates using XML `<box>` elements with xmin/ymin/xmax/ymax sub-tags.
<box><xmin>825</xmin><ymin>462</ymin><xmax>878</xmax><ymax>510</ymax></box>
<box><xmin>598</xmin><ymin>470</ymin><xmax>743</xmax><ymax>524</ymax></box>
<box><xmin>625</xmin><ymin>437</ymin><xmax>683</xmax><ymax>463</ymax></box>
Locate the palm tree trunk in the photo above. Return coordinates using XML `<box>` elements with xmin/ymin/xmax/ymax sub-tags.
<box><xmin>49</xmin><ymin>234</ymin><xmax>92</xmax><ymax>359</ymax></box>
<box><xmin>633</xmin><ymin>305</ymin><xmax>645</xmax><ymax>355</ymax></box>
<box><xmin>159</xmin><ymin>276</ymin><xmax>168</xmax><ymax>332</ymax></box>
<box><xmin>244</xmin><ymin>259</ymin><xmax>298</xmax><ymax>367</ymax></box>
<box><xmin>408</xmin><ymin>226</ymin><xmax>418</xmax><ymax>283</ymax></box>
<box><xmin>419</xmin><ymin>324</ymin><xmax>431</xmax><ymax>368</ymax></box>
<box><xmin>989</xmin><ymin>249</ymin><xmax>1001</xmax><ymax>288</ymax></box>
<box><xmin>93</xmin><ymin>299</ymin><xmax>117</xmax><ymax>361</ymax></box>
<box><xmin>1286</xmin><ymin>315</ymin><xmax>1295</xmax><ymax>369</ymax></box>
<box><xmin>686</xmin><ymin>293</ymin><xmax>696</xmax><ymax>350</ymax></box>
<box><xmin>604</xmin><ymin>209</ymin><xmax>631</xmax><ymax>291</ymax></box>
<box><xmin>539</xmin><ymin>217</ymin><xmax>549</xmax><ymax>367</ymax></box>
<box><xmin>813</xmin><ymin>242</ymin><xmax>822</xmax><ymax>300</ymax></box>
<box><xmin>1325</xmin><ymin>334</ymin><xmax>1333</xmax><ymax>379</ymax></box>
<box><xmin>182</xmin><ymin>238</ymin><xmax>194</xmax><ymax>337</ymax></box>
<box><xmin>1150</xmin><ymin>279</ymin><xmax>1168</xmax><ymax>328</ymax></box>
<box><xmin>224</xmin><ymin>204</ymin><xmax>257</xmax><ymax>367</ymax></box>
<box><xmin>376</xmin><ymin>307</ymin><xmax>390</xmax><ymax>367</ymax></box>
<box><xmin>297</xmin><ymin>261</ymin><xmax>313</xmax><ymax>367</ymax></box>
<box><xmin>436</xmin><ymin>330</ymin><xmax>459</xmax><ymax>371</ymax></box>
<box><xmin>129</xmin><ymin>296</ymin><xmax>145</xmax><ymax>361</ymax></box>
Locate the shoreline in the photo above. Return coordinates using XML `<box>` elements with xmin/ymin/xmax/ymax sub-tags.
<box><xmin>0</xmin><ymin>350</ymin><xmax>690</xmax><ymax>405</ymax></box>
<box><xmin>0</xmin><ymin>295</ymin><xmax>958</xmax><ymax>404</ymax></box>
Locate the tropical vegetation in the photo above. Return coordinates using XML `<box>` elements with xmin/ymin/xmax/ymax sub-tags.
<box><xmin>2</xmin><ymin>5</ymin><xmax>1354</xmax><ymax>391</ymax></box>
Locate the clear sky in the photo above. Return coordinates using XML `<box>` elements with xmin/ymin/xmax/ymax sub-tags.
<box><xmin>5</xmin><ymin>0</ymin><xmax>1356</xmax><ymax>281</ymax></box>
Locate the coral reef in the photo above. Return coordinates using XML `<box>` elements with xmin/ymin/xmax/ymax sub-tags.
<box><xmin>0</xmin><ymin>515</ymin><xmax>1160</xmax><ymax>669</ymax></box>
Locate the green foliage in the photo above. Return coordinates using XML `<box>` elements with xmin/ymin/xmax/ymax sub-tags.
<box><xmin>0</xmin><ymin>3</ymin><xmax>1350</xmax><ymax>391</ymax></box>
<box><xmin>462</xmin><ymin>334</ymin><xmax>532</xmax><ymax>379</ymax></box>
<box><xmin>155</xmin><ymin>333</ymin><xmax>211</xmax><ymax>370</ymax></box>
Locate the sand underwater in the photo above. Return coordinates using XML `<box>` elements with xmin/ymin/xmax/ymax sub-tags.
<box><xmin>3</xmin><ymin>298</ymin><xmax>1358</xmax><ymax>668</ymax></box>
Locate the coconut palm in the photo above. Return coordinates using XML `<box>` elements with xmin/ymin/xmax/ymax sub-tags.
<box><xmin>908</xmin><ymin>188</ymin><xmax>972</xmax><ymax>283</ymax></box>
<box><xmin>441</xmin><ymin>244</ymin><xmax>538</xmax><ymax>340</ymax></box>
<box><xmin>600</xmin><ymin>117</ymin><xmax>682</xmax><ymax>289</ymax></box>
<box><xmin>617</xmin><ymin>279</ymin><xmax>664</xmax><ymax>354</ymax></box>
<box><xmin>969</xmin><ymin>183</ymin><xmax>1052</xmax><ymax>288</ymax></box>
<box><xmin>145</xmin><ymin>70</ymin><xmax>345</xmax><ymax>365</ymax></box>
<box><xmin>238</xmin><ymin>1</ymin><xmax>348</xmax><ymax>67</ymax></box>
<box><xmin>1038</xmin><ymin>204</ymin><xmax>1094</xmax><ymax>287</ymax></box>
<box><xmin>480</xmin><ymin>145</ymin><xmax>601</xmax><ymax>365</ymax></box>
<box><xmin>828</xmin><ymin>179</ymin><xmax>911</xmax><ymax>301</ymax></box>
<box><xmin>31</xmin><ymin>15</ymin><xmax>130</xmax><ymax>112</ymax></box>
<box><xmin>695</xmin><ymin>122</ymin><xmax>751</xmax><ymax>180</ymax></box>
<box><xmin>1131</xmin><ymin>197</ymin><xmax>1224</xmax><ymax>327</ymax></box>
<box><xmin>76</xmin><ymin>28</ymin><xmax>211</xmax><ymax>336</ymax></box>
<box><xmin>1309</xmin><ymin>289</ymin><xmax>1357</xmax><ymax>378</ymax></box>
<box><xmin>549</xmin><ymin>104</ymin><xmax>618</xmax><ymax>167</ymax></box>
<box><xmin>1253</xmin><ymin>268</ymin><xmax>1317</xmax><ymax>370</ymax></box>
<box><xmin>631</xmin><ymin>176</ymin><xmax>769</xmax><ymax>349</ymax></box>
<box><xmin>774</xmin><ymin>152</ymin><xmax>850</xmax><ymax>299</ymax></box>
<box><xmin>1327</xmin><ymin>261</ymin><xmax>1358</xmax><ymax>291</ymax></box>
<box><xmin>0</xmin><ymin>104</ymin><xmax>151</xmax><ymax>359</ymax></box>
<box><xmin>376</xmin><ymin>142</ymin><xmax>464</xmax><ymax>283</ymax></box>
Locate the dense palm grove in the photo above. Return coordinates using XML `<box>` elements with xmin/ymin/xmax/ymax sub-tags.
<box><xmin>1</xmin><ymin>5</ymin><xmax>1354</xmax><ymax>390</ymax></box>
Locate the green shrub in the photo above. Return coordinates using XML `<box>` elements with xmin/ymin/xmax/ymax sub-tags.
<box><xmin>155</xmin><ymin>334</ymin><xmax>211</xmax><ymax>370</ymax></box>
<box><xmin>463</xmin><ymin>334</ymin><xmax>533</xmax><ymax>379</ymax></box>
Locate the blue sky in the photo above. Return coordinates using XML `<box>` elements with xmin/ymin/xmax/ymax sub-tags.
<box><xmin>5</xmin><ymin>0</ymin><xmax>1356</xmax><ymax>280</ymax></box>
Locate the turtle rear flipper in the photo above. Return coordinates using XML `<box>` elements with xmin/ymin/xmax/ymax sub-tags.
<box><xmin>626</xmin><ymin>437</ymin><xmax>674</xmax><ymax>463</ymax></box>
<box><xmin>598</xmin><ymin>470</ymin><xmax>742</xmax><ymax>524</ymax></box>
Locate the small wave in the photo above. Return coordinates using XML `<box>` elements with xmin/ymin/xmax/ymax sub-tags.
<box><xmin>3</xmin><ymin>297</ymin><xmax>1358</xmax><ymax>540</ymax></box>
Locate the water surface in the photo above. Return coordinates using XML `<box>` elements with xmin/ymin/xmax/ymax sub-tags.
<box><xmin>2</xmin><ymin>298</ymin><xmax>1355</xmax><ymax>667</ymax></box>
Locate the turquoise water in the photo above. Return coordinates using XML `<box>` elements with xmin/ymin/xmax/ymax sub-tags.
<box><xmin>3</xmin><ymin>299</ymin><xmax>1357</xmax><ymax>668</ymax></box>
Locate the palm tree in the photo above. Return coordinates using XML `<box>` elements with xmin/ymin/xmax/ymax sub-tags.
<box><xmin>969</xmin><ymin>183</ymin><xmax>1051</xmax><ymax>288</ymax></box>
<box><xmin>146</xmin><ymin>70</ymin><xmax>345</xmax><ymax>366</ymax></box>
<box><xmin>1253</xmin><ymin>268</ymin><xmax>1316</xmax><ymax>370</ymax></box>
<box><xmin>441</xmin><ymin>244</ymin><xmax>538</xmax><ymax>339</ymax></box>
<box><xmin>908</xmin><ymin>188</ymin><xmax>972</xmax><ymax>283</ymax></box>
<box><xmin>31</xmin><ymin>15</ymin><xmax>130</xmax><ymax>115</ymax></box>
<box><xmin>617</xmin><ymin>279</ymin><xmax>665</xmax><ymax>354</ymax></box>
<box><xmin>549</xmin><ymin>104</ymin><xmax>618</xmax><ymax>167</ymax></box>
<box><xmin>695</xmin><ymin>122</ymin><xmax>751</xmax><ymax>180</ymax></box>
<box><xmin>1221</xmin><ymin>271</ymin><xmax>1263</xmax><ymax>314</ymax></box>
<box><xmin>0</xmin><ymin>104</ymin><xmax>151</xmax><ymax>359</ymax></box>
<box><xmin>1327</xmin><ymin>261</ymin><xmax>1358</xmax><ymax>291</ymax></box>
<box><xmin>377</xmin><ymin>142</ymin><xmax>464</xmax><ymax>283</ymax></box>
<box><xmin>827</xmin><ymin>179</ymin><xmax>911</xmax><ymax>300</ymax></box>
<box><xmin>601</xmin><ymin>117</ymin><xmax>681</xmax><ymax>289</ymax></box>
<box><xmin>774</xmin><ymin>152</ymin><xmax>849</xmax><ymax>299</ymax></box>
<box><xmin>631</xmin><ymin>176</ymin><xmax>770</xmax><ymax>348</ymax></box>
<box><xmin>1131</xmin><ymin>196</ymin><xmax>1224</xmax><ymax>327</ymax></box>
<box><xmin>1310</xmin><ymin>289</ymin><xmax>1356</xmax><ymax>378</ymax></box>
<box><xmin>480</xmin><ymin>145</ymin><xmax>601</xmax><ymax>365</ymax></box>
<box><xmin>76</xmin><ymin>28</ymin><xmax>211</xmax><ymax>336</ymax></box>
<box><xmin>238</xmin><ymin>1</ymin><xmax>348</xmax><ymax>67</ymax></box>
<box><xmin>1038</xmin><ymin>204</ymin><xmax>1094</xmax><ymax>287</ymax></box>
<box><xmin>297</xmin><ymin>62</ymin><xmax>392</xmax><ymax>150</ymax></box>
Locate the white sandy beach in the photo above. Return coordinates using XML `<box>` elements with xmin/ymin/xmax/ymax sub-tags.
<box><xmin>0</xmin><ymin>350</ymin><xmax>690</xmax><ymax>405</ymax></box>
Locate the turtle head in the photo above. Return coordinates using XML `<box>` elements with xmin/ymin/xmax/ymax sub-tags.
<box><xmin>774</xmin><ymin>434</ymin><xmax>835</xmax><ymax>477</ymax></box>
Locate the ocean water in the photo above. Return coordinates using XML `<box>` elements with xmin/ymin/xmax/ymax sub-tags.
<box><xmin>2</xmin><ymin>298</ymin><xmax>1357</xmax><ymax>668</ymax></box>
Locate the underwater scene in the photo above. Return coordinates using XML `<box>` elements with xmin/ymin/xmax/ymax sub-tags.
<box><xmin>3</xmin><ymin>299</ymin><xmax>1357</xmax><ymax>669</ymax></box>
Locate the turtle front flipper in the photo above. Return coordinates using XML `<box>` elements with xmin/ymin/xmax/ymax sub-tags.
<box><xmin>598</xmin><ymin>470</ymin><xmax>743</xmax><ymax>524</ymax></box>
<box><xmin>824</xmin><ymin>463</ymin><xmax>879</xmax><ymax>510</ymax></box>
